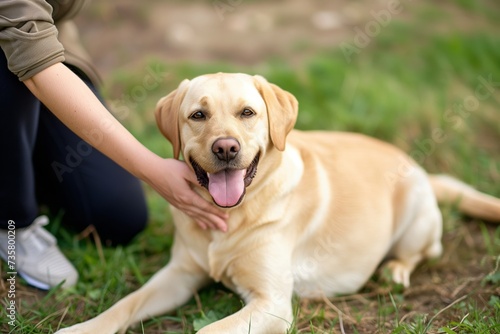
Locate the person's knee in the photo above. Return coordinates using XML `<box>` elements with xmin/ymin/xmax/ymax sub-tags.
<box><xmin>95</xmin><ymin>199</ymin><xmax>149</xmax><ymax>246</ymax></box>
<box><xmin>66</xmin><ymin>191</ymin><xmax>149</xmax><ymax>246</ymax></box>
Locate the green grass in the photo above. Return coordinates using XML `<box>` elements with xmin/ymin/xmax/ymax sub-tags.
<box><xmin>2</xmin><ymin>1</ymin><xmax>500</xmax><ymax>333</ymax></box>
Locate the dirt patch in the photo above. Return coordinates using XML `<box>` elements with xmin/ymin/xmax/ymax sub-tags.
<box><xmin>74</xmin><ymin>0</ymin><xmax>415</xmax><ymax>76</ymax></box>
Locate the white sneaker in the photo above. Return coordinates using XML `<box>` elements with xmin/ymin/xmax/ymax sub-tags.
<box><xmin>0</xmin><ymin>216</ymin><xmax>78</xmax><ymax>290</ymax></box>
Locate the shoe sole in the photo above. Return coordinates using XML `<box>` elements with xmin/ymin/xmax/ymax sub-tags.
<box><xmin>0</xmin><ymin>248</ymin><xmax>52</xmax><ymax>290</ymax></box>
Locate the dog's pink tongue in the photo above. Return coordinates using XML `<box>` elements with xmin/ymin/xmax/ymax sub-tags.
<box><xmin>208</xmin><ymin>169</ymin><xmax>246</xmax><ymax>207</ymax></box>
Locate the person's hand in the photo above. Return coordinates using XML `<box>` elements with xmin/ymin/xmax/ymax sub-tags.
<box><xmin>147</xmin><ymin>158</ymin><xmax>229</xmax><ymax>231</ymax></box>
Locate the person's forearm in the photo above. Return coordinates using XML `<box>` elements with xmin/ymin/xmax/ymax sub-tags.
<box><xmin>24</xmin><ymin>62</ymin><xmax>158</xmax><ymax>182</ymax></box>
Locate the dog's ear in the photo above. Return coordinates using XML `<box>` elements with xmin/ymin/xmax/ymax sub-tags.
<box><xmin>253</xmin><ymin>75</ymin><xmax>298</xmax><ymax>151</ymax></box>
<box><xmin>155</xmin><ymin>79</ymin><xmax>190</xmax><ymax>159</ymax></box>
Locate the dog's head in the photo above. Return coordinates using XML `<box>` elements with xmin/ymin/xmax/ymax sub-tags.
<box><xmin>155</xmin><ymin>73</ymin><xmax>298</xmax><ymax>208</ymax></box>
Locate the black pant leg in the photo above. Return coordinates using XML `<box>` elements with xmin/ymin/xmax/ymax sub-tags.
<box><xmin>0</xmin><ymin>52</ymin><xmax>40</xmax><ymax>228</ymax></box>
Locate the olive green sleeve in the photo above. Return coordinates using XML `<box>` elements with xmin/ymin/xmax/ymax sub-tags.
<box><xmin>0</xmin><ymin>0</ymin><xmax>65</xmax><ymax>81</ymax></box>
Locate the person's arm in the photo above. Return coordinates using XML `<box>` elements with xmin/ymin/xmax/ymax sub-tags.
<box><xmin>24</xmin><ymin>62</ymin><xmax>228</xmax><ymax>231</ymax></box>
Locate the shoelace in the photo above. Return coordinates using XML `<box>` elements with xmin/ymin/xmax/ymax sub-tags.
<box><xmin>18</xmin><ymin>216</ymin><xmax>57</xmax><ymax>248</ymax></box>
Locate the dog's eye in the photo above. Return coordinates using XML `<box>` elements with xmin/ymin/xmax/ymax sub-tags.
<box><xmin>241</xmin><ymin>108</ymin><xmax>255</xmax><ymax>118</ymax></box>
<box><xmin>190</xmin><ymin>111</ymin><xmax>206</xmax><ymax>120</ymax></box>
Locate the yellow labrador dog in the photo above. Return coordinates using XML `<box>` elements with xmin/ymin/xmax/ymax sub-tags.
<box><xmin>58</xmin><ymin>73</ymin><xmax>500</xmax><ymax>334</ymax></box>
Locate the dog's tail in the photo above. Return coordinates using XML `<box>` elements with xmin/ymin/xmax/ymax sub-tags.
<box><xmin>429</xmin><ymin>174</ymin><xmax>500</xmax><ymax>223</ymax></box>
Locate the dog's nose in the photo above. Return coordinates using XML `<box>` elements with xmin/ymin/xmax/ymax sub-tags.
<box><xmin>212</xmin><ymin>137</ymin><xmax>240</xmax><ymax>162</ymax></box>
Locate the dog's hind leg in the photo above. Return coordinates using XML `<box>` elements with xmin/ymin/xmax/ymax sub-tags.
<box><xmin>386</xmin><ymin>181</ymin><xmax>443</xmax><ymax>287</ymax></box>
<box><xmin>385</xmin><ymin>215</ymin><xmax>442</xmax><ymax>287</ymax></box>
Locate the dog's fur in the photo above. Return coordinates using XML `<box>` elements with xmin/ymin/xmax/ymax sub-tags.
<box><xmin>57</xmin><ymin>73</ymin><xmax>500</xmax><ymax>334</ymax></box>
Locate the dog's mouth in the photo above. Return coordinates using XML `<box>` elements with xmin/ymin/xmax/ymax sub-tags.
<box><xmin>190</xmin><ymin>153</ymin><xmax>260</xmax><ymax>208</ymax></box>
